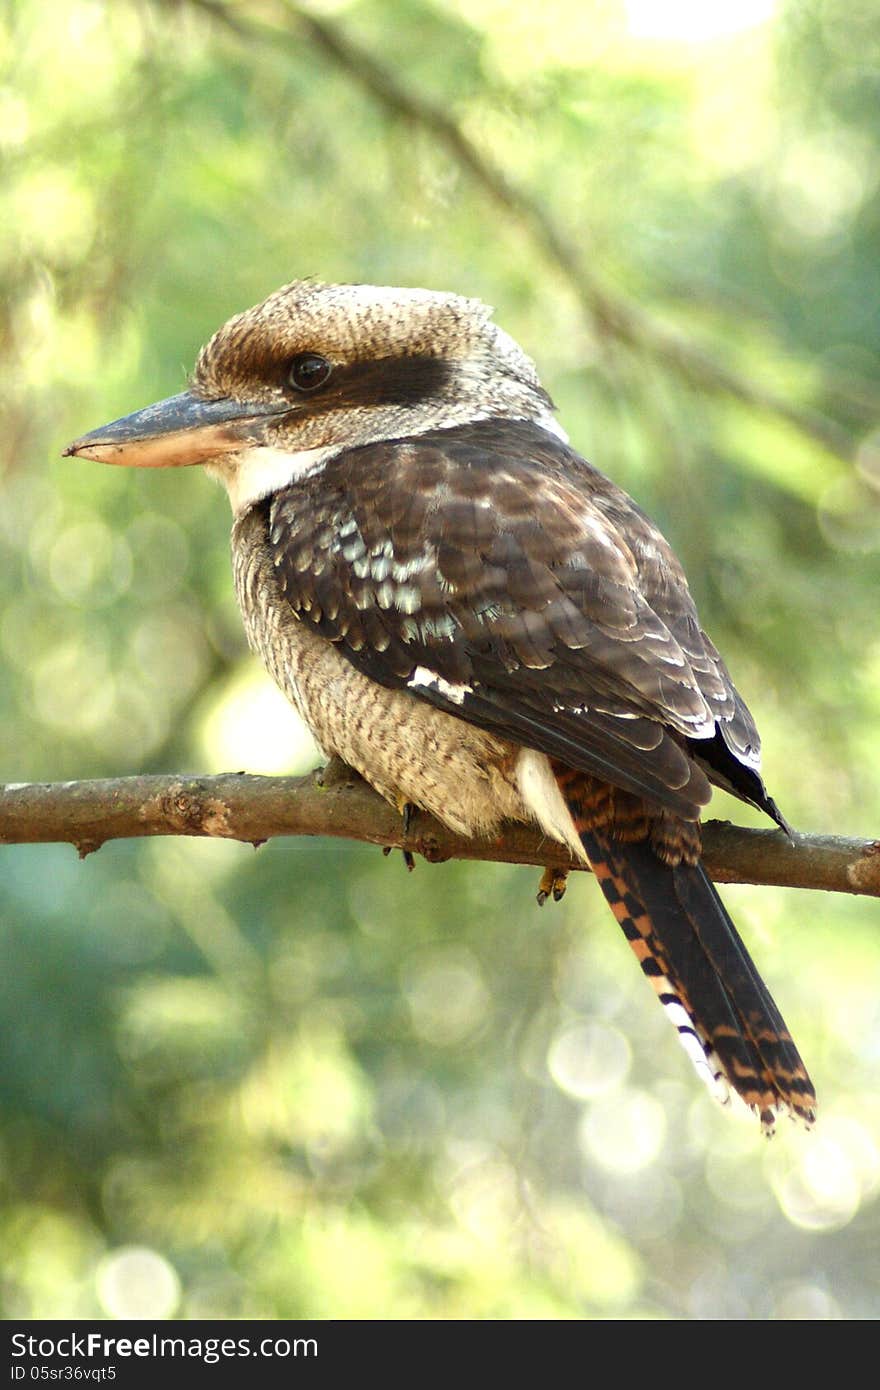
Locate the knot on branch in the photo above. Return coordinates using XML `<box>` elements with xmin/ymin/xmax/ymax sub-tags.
<box><xmin>848</xmin><ymin>840</ymin><xmax>880</xmax><ymax>893</ymax></box>
<box><xmin>413</xmin><ymin>831</ymin><xmax>450</xmax><ymax>865</ymax></box>
<box><xmin>154</xmin><ymin>783</ymin><xmax>234</xmax><ymax>839</ymax></box>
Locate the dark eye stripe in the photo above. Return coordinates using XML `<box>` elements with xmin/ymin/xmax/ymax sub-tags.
<box><xmin>291</xmin><ymin>355</ymin><xmax>455</xmax><ymax>413</ymax></box>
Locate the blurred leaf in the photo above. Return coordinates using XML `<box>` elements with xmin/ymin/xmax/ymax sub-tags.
<box><xmin>1</xmin><ymin>0</ymin><xmax>879</xmax><ymax>1321</ymax></box>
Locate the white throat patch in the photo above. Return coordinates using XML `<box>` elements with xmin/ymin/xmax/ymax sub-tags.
<box><xmin>207</xmin><ymin>444</ymin><xmax>340</xmax><ymax>516</ymax></box>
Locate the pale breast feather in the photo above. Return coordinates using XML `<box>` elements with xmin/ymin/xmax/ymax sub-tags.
<box><xmin>266</xmin><ymin>419</ymin><xmax>776</xmax><ymax>822</ymax></box>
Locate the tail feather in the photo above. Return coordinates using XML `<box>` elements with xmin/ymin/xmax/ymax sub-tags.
<box><xmin>672</xmin><ymin>858</ymin><xmax>815</xmax><ymax>1116</ymax></box>
<box><xmin>578</xmin><ymin>828</ymin><xmax>816</xmax><ymax>1132</ymax></box>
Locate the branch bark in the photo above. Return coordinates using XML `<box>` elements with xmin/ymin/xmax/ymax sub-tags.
<box><xmin>2</xmin><ymin>770</ymin><xmax>878</xmax><ymax>897</ymax></box>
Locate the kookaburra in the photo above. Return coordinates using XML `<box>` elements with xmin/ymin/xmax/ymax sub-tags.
<box><xmin>65</xmin><ymin>279</ymin><xmax>816</xmax><ymax>1131</ymax></box>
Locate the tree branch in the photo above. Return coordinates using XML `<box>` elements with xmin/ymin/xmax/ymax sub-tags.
<box><xmin>2</xmin><ymin>770</ymin><xmax>877</xmax><ymax>897</ymax></box>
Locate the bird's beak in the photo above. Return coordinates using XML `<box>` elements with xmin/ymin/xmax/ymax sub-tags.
<box><xmin>63</xmin><ymin>389</ymin><xmax>287</xmax><ymax>468</ymax></box>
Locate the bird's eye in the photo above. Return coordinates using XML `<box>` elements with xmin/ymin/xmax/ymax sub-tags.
<box><xmin>288</xmin><ymin>353</ymin><xmax>332</xmax><ymax>392</ymax></box>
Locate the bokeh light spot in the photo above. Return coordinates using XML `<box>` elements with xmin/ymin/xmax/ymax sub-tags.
<box><xmin>547</xmin><ymin>1020</ymin><xmax>631</xmax><ymax>1100</ymax></box>
<box><xmin>96</xmin><ymin>1246</ymin><xmax>181</xmax><ymax>1320</ymax></box>
<box><xmin>578</xmin><ymin>1089</ymin><xmax>667</xmax><ymax>1174</ymax></box>
<box><xmin>199</xmin><ymin>667</ymin><xmax>321</xmax><ymax>774</ymax></box>
<box><xmin>401</xmin><ymin>947</ymin><xmax>491</xmax><ymax>1047</ymax></box>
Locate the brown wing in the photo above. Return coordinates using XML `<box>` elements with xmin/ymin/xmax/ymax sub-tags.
<box><xmin>267</xmin><ymin>418</ymin><xmax>777</xmax><ymax>823</ymax></box>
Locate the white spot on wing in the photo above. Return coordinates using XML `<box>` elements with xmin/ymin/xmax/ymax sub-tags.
<box><xmin>391</xmin><ymin>555</ymin><xmax>430</xmax><ymax>583</ymax></box>
<box><xmin>407</xmin><ymin>666</ymin><xmax>472</xmax><ymax>705</ymax></box>
<box><xmin>396</xmin><ymin>586</ymin><xmax>423</xmax><ymax>614</ymax></box>
<box><xmin>686</xmin><ymin>715</ymin><xmax>718</xmax><ymax>738</ymax></box>
<box><xmin>581</xmin><ymin>513</ymin><xmax>618</xmax><ymax>550</ymax></box>
<box><xmin>421</xmin><ymin>613</ymin><xmax>457</xmax><ymax>641</ymax></box>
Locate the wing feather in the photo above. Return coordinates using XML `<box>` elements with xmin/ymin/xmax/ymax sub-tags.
<box><xmin>268</xmin><ymin>419</ymin><xmax>773</xmax><ymax>821</ymax></box>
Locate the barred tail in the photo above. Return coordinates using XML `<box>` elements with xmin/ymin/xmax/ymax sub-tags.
<box><xmin>578</xmin><ymin>828</ymin><xmax>816</xmax><ymax>1133</ymax></box>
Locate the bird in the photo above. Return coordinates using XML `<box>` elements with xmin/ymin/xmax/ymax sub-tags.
<box><xmin>65</xmin><ymin>278</ymin><xmax>816</xmax><ymax>1132</ymax></box>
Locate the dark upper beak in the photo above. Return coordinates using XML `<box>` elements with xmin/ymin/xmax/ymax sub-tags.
<box><xmin>63</xmin><ymin>389</ymin><xmax>288</xmax><ymax>468</ymax></box>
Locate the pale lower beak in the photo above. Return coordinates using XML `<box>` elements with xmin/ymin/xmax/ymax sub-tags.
<box><xmin>64</xmin><ymin>389</ymin><xmax>287</xmax><ymax>468</ymax></box>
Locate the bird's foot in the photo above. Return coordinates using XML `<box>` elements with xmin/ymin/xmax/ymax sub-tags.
<box><xmin>382</xmin><ymin>845</ymin><xmax>416</xmax><ymax>871</ymax></box>
<box><xmin>536</xmin><ymin>865</ymin><xmax>568</xmax><ymax>906</ymax></box>
<box><xmin>382</xmin><ymin>798</ymin><xmax>417</xmax><ymax>871</ymax></box>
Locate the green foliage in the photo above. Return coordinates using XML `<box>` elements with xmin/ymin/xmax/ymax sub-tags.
<box><xmin>1</xmin><ymin>0</ymin><xmax>879</xmax><ymax>1319</ymax></box>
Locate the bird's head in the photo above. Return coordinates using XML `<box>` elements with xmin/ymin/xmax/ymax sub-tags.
<box><xmin>65</xmin><ymin>280</ymin><xmax>560</xmax><ymax>514</ymax></box>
